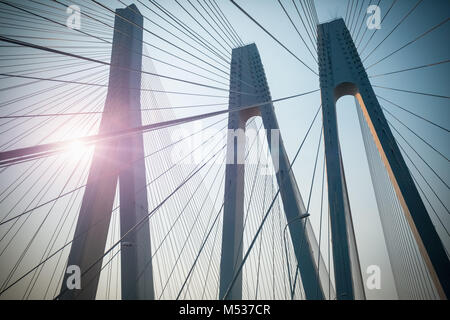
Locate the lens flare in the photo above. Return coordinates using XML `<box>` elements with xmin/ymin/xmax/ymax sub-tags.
<box><xmin>66</xmin><ymin>140</ymin><xmax>86</xmax><ymax>155</ymax></box>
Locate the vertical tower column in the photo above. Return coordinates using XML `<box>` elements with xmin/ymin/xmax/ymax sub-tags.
<box><xmin>219</xmin><ymin>109</ymin><xmax>247</xmax><ymax>300</ymax></box>
<box><xmin>219</xmin><ymin>44</ymin><xmax>325</xmax><ymax>300</ymax></box>
<box><xmin>219</xmin><ymin>45</ymin><xmax>259</xmax><ymax>300</ymax></box>
<box><xmin>114</xmin><ymin>5</ymin><xmax>154</xmax><ymax>300</ymax></box>
<box><xmin>60</xmin><ymin>4</ymin><xmax>154</xmax><ymax>300</ymax></box>
<box><xmin>318</xmin><ymin>18</ymin><xmax>449</xmax><ymax>299</ymax></box>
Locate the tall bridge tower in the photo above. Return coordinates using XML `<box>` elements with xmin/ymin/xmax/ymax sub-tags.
<box><xmin>60</xmin><ymin>4</ymin><xmax>154</xmax><ymax>300</ymax></box>
<box><xmin>219</xmin><ymin>43</ymin><xmax>327</xmax><ymax>300</ymax></box>
<box><xmin>318</xmin><ymin>18</ymin><xmax>450</xmax><ymax>300</ymax></box>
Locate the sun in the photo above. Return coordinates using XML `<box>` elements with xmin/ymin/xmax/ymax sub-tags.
<box><xmin>66</xmin><ymin>139</ymin><xmax>87</xmax><ymax>155</ymax></box>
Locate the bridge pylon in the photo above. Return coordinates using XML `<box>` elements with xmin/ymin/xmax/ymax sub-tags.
<box><xmin>318</xmin><ymin>18</ymin><xmax>450</xmax><ymax>300</ymax></box>
<box><xmin>59</xmin><ymin>4</ymin><xmax>154</xmax><ymax>300</ymax></box>
<box><xmin>219</xmin><ymin>43</ymin><xmax>326</xmax><ymax>300</ymax></box>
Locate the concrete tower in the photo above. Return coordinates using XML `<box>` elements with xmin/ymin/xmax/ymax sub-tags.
<box><xmin>60</xmin><ymin>4</ymin><xmax>154</xmax><ymax>300</ymax></box>
<box><xmin>318</xmin><ymin>18</ymin><xmax>449</xmax><ymax>299</ymax></box>
<box><xmin>219</xmin><ymin>44</ymin><xmax>326</xmax><ymax>300</ymax></box>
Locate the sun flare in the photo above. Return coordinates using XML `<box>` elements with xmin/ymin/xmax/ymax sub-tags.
<box><xmin>66</xmin><ymin>140</ymin><xmax>86</xmax><ymax>155</ymax></box>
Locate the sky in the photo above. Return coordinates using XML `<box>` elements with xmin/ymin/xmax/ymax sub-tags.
<box><xmin>0</xmin><ymin>0</ymin><xmax>449</xmax><ymax>300</ymax></box>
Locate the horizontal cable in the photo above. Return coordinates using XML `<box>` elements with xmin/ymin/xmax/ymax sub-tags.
<box><xmin>0</xmin><ymin>1</ymin><xmax>110</xmax><ymax>44</ymax></box>
<box><xmin>0</xmin><ymin>89</ymin><xmax>320</xmax><ymax>165</ymax></box>
<box><xmin>369</xmin><ymin>59</ymin><xmax>450</xmax><ymax>78</ymax></box>
<box><xmin>0</xmin><ymin>73</ymin><xmax>228</xmax><ymax>98</ymax></box>
<box><xmin>0</xmin><ymin>36</ymin><xmax>240</xmax><ymax>94</ymax></box>
<box><xmin>0</xmin><ymin>103</ymin><xmax>229</xmax><ymax>119</ymax></box>
<box><xmin>0</xmin><ymin>63</ymin><xmax>107</xmax><ymax>92</ymax></box>
<box><xmin>373</xmin><ymin>85</ymin><xmax>450</xmax><ymax>99</ymax></box>
<box><xmin>0</xmin><ymin>116</ymin><xmax>227</xmax><ymax>225</ymax></box>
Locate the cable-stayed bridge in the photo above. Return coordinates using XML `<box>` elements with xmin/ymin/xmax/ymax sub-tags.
<box><xmin>0</xmin><ymin>0</ymin><xmax>448</xmax><ymax>300</ymax></box>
